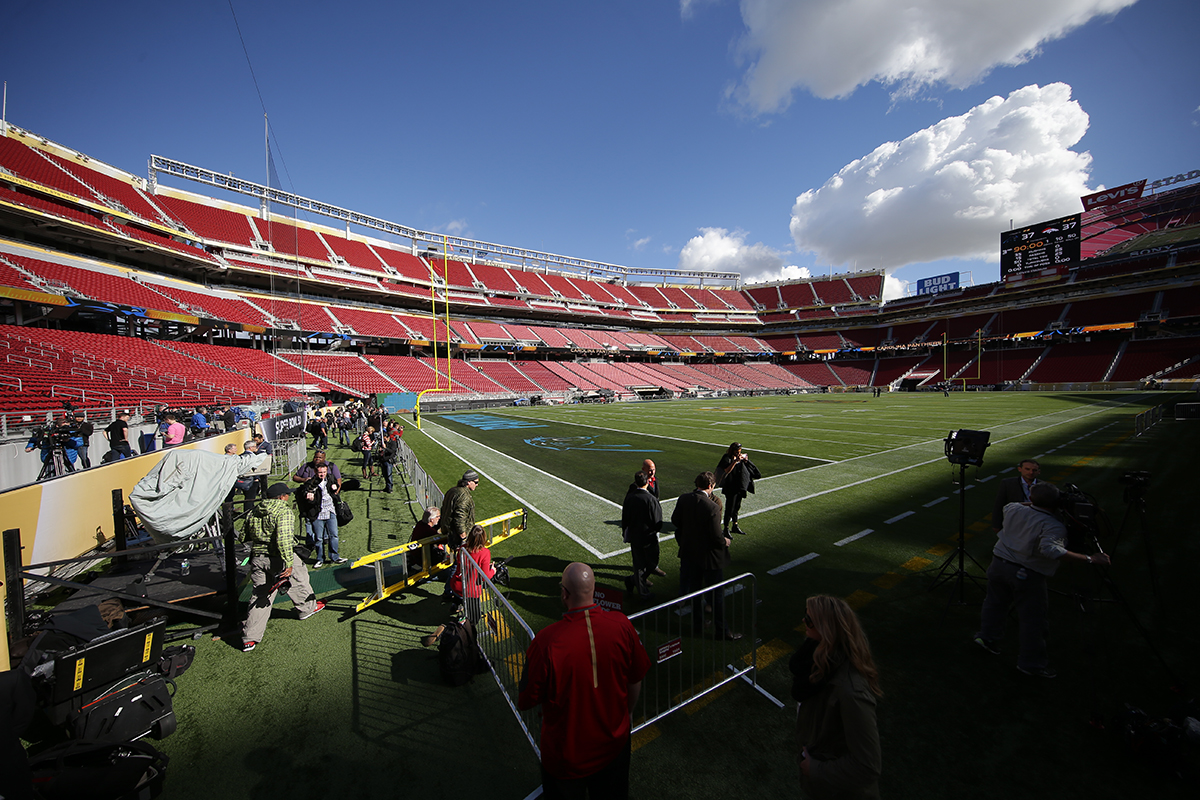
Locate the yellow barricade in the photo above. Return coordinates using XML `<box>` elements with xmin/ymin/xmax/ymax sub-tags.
<box><xmin>351</xmin><ymin>508</ymin><xmax>527</xmax><ymax>613</ymax></box>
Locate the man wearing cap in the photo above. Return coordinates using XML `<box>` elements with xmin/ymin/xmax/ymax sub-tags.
<box><xmin>441</xmin><ymin>470</ymin><xmax>480</xmax><ymax>549</ymax></box>
<box><xmin>439</xmin><ymin>470</ymin><xmax>480</xmax><ymax>599</ymax></box>
<box><xmin>242</xmin><ymin>483</ymin><xmax>324</xmax><ymax>652</ymax></box>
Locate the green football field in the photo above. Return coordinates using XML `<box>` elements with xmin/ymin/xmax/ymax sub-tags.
<box><xmin>138</xmin><ymin>390</ymin><xmax>1197</xmax><ymax>800</ymax></box>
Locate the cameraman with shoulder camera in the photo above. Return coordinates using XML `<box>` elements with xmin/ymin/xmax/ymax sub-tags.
<box><xmin>975</xmin><ymin>482</ymin><xmax>1111</xmax><ymax>678</ymax></box>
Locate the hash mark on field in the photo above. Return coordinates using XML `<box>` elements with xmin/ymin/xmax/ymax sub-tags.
<box><xmin>926</xmin><ymin>543</ymin><xmax>954</xmax><ymax>556</ymax></box>
<box><xmin>769</xmin><ymin>553</ymin><xmax>820</xmax><ymax>575</ymax></box>
<box><xmin>1000</xmin><ymin>467</ymin><xmax>1015</xmax><ymax>473</ymax></box>
<box><xmin>979</xmin><ymin>474</ymin><xmax>996</xmax><ymax>483</ymax></box>
<box><xmin>968</xmin><ymin>521</ymin><xmax>991</xmax><ymax>532</ymax></box>
<box><xmin>631</xmin><ymin>725</ymin><xmax>661</xmax><ymax>751</ymax></box>
<box><xmin>835</xmin><ymin>529</ymin><xmax>874</xmax><ymax>546</ymax></box>
<box><xmin>873</xmin><ymin>572</ymin><xmax>906</xmax><ymax>590</ymax></box>
<box><xmin>742</xmin><ymin>638</ymin><xmax>794</xmax><ymax>669</ymax></box>
<box><xmin>901</xmin><ymin>557</ymin><xmax>932</xmax><ymax>571</ymax></box>
<box><xmin>885</xmin><ymin>511</ymin><xmax>914</xmax><ymax>524</ymax></box>
<box><xmin>923</xmin><ymin>496</ymin><xmax>949</xmax><ymax>507</ymax></box>
<box><xmin>845</xmin><ymin>590</ymin><xmax>877</xmax><ymax>609</ymax></box>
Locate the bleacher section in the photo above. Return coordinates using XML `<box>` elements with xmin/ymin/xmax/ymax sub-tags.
<box><xmin>4</xmin><ymin>124</ymin><xmax>1200</xmax><ymax>417</ymax></box>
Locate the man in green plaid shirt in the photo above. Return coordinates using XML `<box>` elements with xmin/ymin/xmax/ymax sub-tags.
<box><xmin>242</xmin><ymin>483</ymin><xmax>324</xmax><ymax>652</ymax></box>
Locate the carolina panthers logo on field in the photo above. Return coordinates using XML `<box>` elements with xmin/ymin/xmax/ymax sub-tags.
<box><xmin>524</xmin><ymin>436</ymin><xmax>661</xmax><ymax>453</ymax></box>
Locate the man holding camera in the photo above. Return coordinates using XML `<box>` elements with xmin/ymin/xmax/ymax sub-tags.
<box><xmin>242</xmin><ymin>483</ymin><xmax>324</xmax><ymax>652</ymax></box>
<box><xmin>975</xmin><ymin>482</ymin><xmax>1111</xmax><ymax>678</ymax></box>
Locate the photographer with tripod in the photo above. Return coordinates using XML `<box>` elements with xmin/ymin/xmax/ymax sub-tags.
<box><xmin>24</xmin><ymin>415</ymin><xmax>85</xmax><ymax>481</ymax></box>
<box><xmin>974</xmin><ymin>482</ymin><xmax>1111</xmax><ymax>678</ymax></box>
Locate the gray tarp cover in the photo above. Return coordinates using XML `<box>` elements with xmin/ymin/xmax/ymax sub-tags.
<box><xmin>129</xmin><ymin>449</ymin><xmax>269</xmax><ymax>539</ymax></box>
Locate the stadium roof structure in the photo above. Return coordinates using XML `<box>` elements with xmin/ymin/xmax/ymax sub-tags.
<box><xmin>148</xmin><ymin>153</ymin><xmax>742</xmax><ymax>289</ymax></box>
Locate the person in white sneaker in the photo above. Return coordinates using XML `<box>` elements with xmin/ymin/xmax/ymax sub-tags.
<box><xmin>242</xmin><ymin>483</ymin><xmax>324</xmax><ymax>651</ymax></box>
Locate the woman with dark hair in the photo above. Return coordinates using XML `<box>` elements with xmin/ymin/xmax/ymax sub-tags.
<box><xmin>788</xmin><ymin>595</ymin><xmax>883</xmax><ymax>800</ymax></box>
<box><xmin>360</xmin><ymin>426</ymin><xmax>376</xmax><ymax>479</ymax></box>
<box><xmin>715</xmin><ymin>442</ymin><xmax>760</xmax><ymax>536</ymax></box>
<box><xmin>449</xmin><ymin>524</ymin><xmax>495</xmax><ymax>625</ymax></box>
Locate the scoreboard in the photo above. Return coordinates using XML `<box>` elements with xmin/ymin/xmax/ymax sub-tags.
<box><xmin>1000</xmin><ymin>213</ymin><xmax>1080</xmax><ymax>279</ymax></box>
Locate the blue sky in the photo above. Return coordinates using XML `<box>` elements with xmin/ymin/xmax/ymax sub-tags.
<box><xmin>3</xmin><ymin>0</ymin><xmax>1197</xmax><ymax>298</ymax></box>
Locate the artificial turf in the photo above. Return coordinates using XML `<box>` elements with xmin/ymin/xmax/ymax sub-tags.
<box><xmin>37</xmin><ymin>391</ymin><xmax>1200</xmax><ymax>799</ymax></box>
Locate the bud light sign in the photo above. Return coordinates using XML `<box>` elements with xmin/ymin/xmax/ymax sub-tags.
<box><xmin>917</xmin><ymin>272</ymin><xmax>959</xmax><ymax>295</ymax></box>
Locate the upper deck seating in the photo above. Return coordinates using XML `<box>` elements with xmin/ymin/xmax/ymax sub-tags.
<box><xmin>540</xmin><ymin>273</ymin><xmax>588</xmax><ymax>302</ymax></box>
<box><xmin>574</xmin><ymin>279</ymin><xmax>618</xmax><ymax>305</ymax></box>
<box><xmin>155</xmin><ymin>195</ymin><xmax>259</xmax><ymax>246</ymax></box>
<box><xmin>252</xmin><ymin>218</ymin><xmax>333</xmax><ymax>262</ymax></box>
<box><xmin>845</xmin><ymin>274</ymin><xmax>883</xmax><ymax>302</ymax></box>
<box><xmin>743</xmin><ymin>285</ymin><xmax>781</xmax><ymax>311</ymax></box>
<box><xmin>321</xmin><ymin>232</ymin><xmax>388</xmax><ymax>271</ymax></box>
<box><xmin>810</xmin><ymin>278</ymin><xmax>854</xmax><ymax>306</ymax></box>
<box><xmin>779</xmin><ymin>282</ymin><xmax>819</xmax><ymax>308</ymax></box>
<box><xmin>627</xmin><ymin>285</ymin><xmax>670</xmax><ymax>309</ymax></box>
<box><xmin>373</xmin><ymin>246</ymin><xmax>432</xmax><ymax>283</ymax></box>
<box><xmin>469</xmin><ymin>262</ymin><xmax>522</xmax><ymax>294</ymax></box>
<box><xmin>428</xmin><ymin>258</ymin><xmax>477</xmax><ymax>290</ymax></box>
<box><xmin>991</xmin><ymin>304</ymin><xmax>1068</xmax><ymax>336</ymax></box>
<box><xmin>797</xmin><ymin>334</ymin><xmax>846</xmax><ymax>352</ymax></box>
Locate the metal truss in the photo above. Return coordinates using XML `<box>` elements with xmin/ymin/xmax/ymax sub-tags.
<box><xmin>148</xmin><ymin>154</ymin><xmax>742</xmax><ymax>287</ymax></box>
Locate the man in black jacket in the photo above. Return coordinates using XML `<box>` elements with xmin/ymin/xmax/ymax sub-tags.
<box><xmin>622</xmin><ymin>471</ymin><xmax>662</xmax><ymax>601</ymax></box>
<box><xmin>993</xmin><ymin>459</ymin><xmax>1040</xmax><ymax>531</ymax></box>
<box><xmin>671</xmin><ymin>472</ymin><xmax>741</xmax><ymax>640</ymax></box>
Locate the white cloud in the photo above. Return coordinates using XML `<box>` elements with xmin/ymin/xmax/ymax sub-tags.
<box><xmin>677</xmin><ymin>227</ymin><xmax>789</xmax><ymax>282</ymax></box>
<box><xmin>731</xmin><ymin>0</ymin><xmax>1137</xmax><ymax>111</ymax></box>
<box><xmin>790</xmin><ymin>83</ymin><xmax>1093</xmax><ymax>271</ymax></box>
<box><xmin>632</xmin><ymin>236</ymin><xmax>652</xmax><ymax>251</ymax></box>
<box><xmin>746</xmin><ymin>264</ymin><xmax>814</xmax><ymax>285</ymax></box>
<box><xmin>882</xmin><ymin>273</ymin><xmax>908</xmax><ymax>302</ymax></box>
<box><xmin>444</xmin><ymin>218</ymin><xmax>468</xmax><ymax>235</ymax></box>
<box><xmin>679</xmin><ymin>0</ymin><xmax>719</xmax><ymax>20</ymax></box>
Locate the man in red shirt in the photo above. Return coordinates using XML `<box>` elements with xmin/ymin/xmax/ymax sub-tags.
<box><xmin>518</xmin><ymin>562</ymin><xmax>650</xmax><ymax>800</ymax></box>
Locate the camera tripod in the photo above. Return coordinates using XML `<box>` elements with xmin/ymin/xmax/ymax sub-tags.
<box><xmin>931</xmin><ymin>462</ymin><xmax>987</xmax><ymax>607</ymax></box>
<box><xmin>36</xmin><ymin>445</ymin><xmax>75</xmax><ymax>481</ymax></box>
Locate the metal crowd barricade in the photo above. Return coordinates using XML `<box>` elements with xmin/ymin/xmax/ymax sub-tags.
<box><xmin>458</xmin><ymin>543</ymin><xmax>541</xmax><ymax>759</ymax></box>
<box><xmin>351</xmin><ymin>509</ymin><xmax>527</xmax><ymax>613</ymax></box>
<box><xmin>396</xmin><ymin>439</ymin><xmax>443</xmax><ymax>511</ymax></box>
<box><xmin>627</xmin><ymin>572</ymin><xmax>782</xmax><ymax>733</ymax></box>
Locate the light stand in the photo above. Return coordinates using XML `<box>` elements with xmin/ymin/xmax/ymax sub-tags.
<box><xmin>931</xmin><ymin>429</ymin><xmax>990</xmax><ymax>607</ymax></box>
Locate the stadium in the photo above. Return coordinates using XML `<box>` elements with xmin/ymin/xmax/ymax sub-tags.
<box><xmin>2</xmin><ymin>4</ymin><xmax>1199</xmax><ymax>798</ymax></box>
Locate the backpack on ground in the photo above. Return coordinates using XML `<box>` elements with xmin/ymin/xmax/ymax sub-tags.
<box><xmin>437</xmin><ymin>619</ymin><xmax>485</xmax><ymax>687</ymax></box>
<box><xmin>350</xmin><ymin>435</ymin><xmax>363</xmax><ymax>453</ymax></box>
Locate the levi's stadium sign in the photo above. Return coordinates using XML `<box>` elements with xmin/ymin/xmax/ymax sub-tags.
<box><xmin>917</xmin><ymin>272</ymin><xmax>959</xmax><ymax>295</ymax></box>
<box><xmin>1081</xmin><ymin>179</ymin><xmax>1146</xmax><ymax>211</ymax></box>
<box><xmin>1000</xmin><ymin>213</ymin><xmax>1081</xmax><ymax>280</ymax></box>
